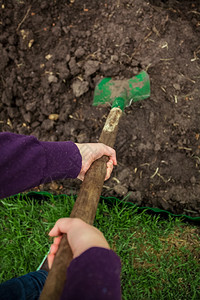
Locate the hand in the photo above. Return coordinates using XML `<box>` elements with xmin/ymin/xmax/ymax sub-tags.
<box><xmin>48</xmin><ymin>218</ymin><xmax>110</xmax><ymax>269</ymax></box>
<box><xmin>75</xmin><ymin>143</ymin><xmax>117</xmax><ymax>181</ymax></box>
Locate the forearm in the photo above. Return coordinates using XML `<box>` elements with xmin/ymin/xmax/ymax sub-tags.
<box><xmin>60</xmin><ymin>247</ymin><xmax>122</xmax><ymax>300</ymax></box>
<box><xmin>0</xmin><ymin>132</ymin><xmax>82</xmax><ymax>198</ymax></box>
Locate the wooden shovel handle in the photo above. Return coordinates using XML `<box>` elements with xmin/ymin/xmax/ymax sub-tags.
<box><xmin>40</xmin><ymin>107</ymin><xmax>123</xmax><ymax>300</ymax></box>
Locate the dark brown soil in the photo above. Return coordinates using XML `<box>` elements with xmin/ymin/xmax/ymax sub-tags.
<box><xmin>1</xmin><ymin>0</ymin><xmax>200</xmax><ymax>216</ymax></box>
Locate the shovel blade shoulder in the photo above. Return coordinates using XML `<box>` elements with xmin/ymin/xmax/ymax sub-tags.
<box><xmin>93</xmin><ymin>71</ymin><xmax>150</xmax><ymax>109</ymax></box>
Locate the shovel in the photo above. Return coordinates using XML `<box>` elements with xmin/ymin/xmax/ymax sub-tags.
<box><xmin>40</xmin><ymin>70</ymin><xmax>150</xmax><ymax>300</ymax></box>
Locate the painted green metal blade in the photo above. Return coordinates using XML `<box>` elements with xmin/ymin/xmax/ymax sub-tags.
<box><xmin>128</xmin><ymin>70</ymin><xmax>150</xmax><ymax>102</ymax></box>
<box><xmin>93</xmin><ymin>71</ymin><xmax>150</xmax><ymax>111</ymax></box>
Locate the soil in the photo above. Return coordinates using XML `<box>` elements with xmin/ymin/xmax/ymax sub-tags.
<box><xmin>1</xmin><ymin>0</ymin><xmax>200</xmax><ymax>217</ymax></box>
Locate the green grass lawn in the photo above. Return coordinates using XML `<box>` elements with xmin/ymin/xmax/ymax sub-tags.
<box><xmin>0</xmin><ymin>194</ymin><xmax>200</xmax><ymax>299</ymax></box>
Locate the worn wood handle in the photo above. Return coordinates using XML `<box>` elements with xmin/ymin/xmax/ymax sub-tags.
<box><xmin>40</xmin><ymin>107</ymin><xmax>123</xmax><ymax>300</ymax></box>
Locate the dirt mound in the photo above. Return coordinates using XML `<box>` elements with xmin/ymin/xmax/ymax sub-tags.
<box><xmin>1</xmin><ymin>0</ymin><xmax>200</xmax><ymax>216</ymax></box>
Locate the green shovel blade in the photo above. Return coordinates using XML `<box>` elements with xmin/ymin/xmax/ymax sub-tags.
<box><xmin>93</xmin><ymin>70</ymin><xmax>150</xmax><ymax>111</ymax></box>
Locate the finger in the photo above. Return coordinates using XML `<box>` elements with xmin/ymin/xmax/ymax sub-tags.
<box><xmin>53</xmin><ymin>236</ymin><xmax>62</xmax><ymax>245</ymax></box>
<box><xmin>105</xmin><ymin>160</ymin><xmax>114</xmax><ymax>180</ymax></box>
<box><xmin>49</xmin><ymin>218</ymin><xmax>72</xmax><ymax>237</ymax></box>
<box><xmin>88</xmin><ymin>144</ymin><xmax>117</xmax><ymax>165</ymax></box>
<box><xmin>50</xmin><ymin>243</ymin><xmax>59</xmax><ymax>255</ymax></box>
<box><xmin>77</xmin><ymin>172</ymin><xmax>84</xmax><ymax>181</ymax></box>
<box><xmin>99</xmin><ymin>144</ymin><xmax>117</xmax><ymax>165</ymax></box>
<box><xmin>48</xmin><ymin>253</ymin><xmax>55</xmax><ymax>269</ymax></box>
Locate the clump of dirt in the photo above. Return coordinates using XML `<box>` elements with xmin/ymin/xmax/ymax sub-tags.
<box><xmin>1</xmin><ymin>0</ymin><xmax>200</xmax><ymax>216</ymax></box>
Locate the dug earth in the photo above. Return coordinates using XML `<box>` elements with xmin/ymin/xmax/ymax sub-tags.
<box><xmin>0</xmin><ymin>0</ymin><xmax>200</xmax><ymax>216</ymax></box>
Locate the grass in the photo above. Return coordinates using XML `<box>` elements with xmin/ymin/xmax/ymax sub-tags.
<box><xmin>0</xmin><ymin>194</ymin><xmax>200</xmax><ymax>299</ymax></box>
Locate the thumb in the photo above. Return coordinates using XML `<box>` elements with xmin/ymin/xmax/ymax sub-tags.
<box><xmin>105</xmin><ymin>159</ymin><xmax>114</xmax><ymax>181</ymax></box>
<box><xmin>48</xmin><ymin>253</ymin><xmax>54</xmax><ymax>269</ymax></box>
<box><xmin>49</xmin><ymin>218</ymin><xmax>71</xmax><ymax>237</ymax></box>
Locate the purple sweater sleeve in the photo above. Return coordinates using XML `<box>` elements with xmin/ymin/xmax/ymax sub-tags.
<box><xmin>60</xmin><ymin>247</ymin><xmax>122</xmax><ymax>300</ymax></box>
<box><xmin>0</xmin><ymin>132</ymin><xmax>82</xmax><ymax>198</ymax></box>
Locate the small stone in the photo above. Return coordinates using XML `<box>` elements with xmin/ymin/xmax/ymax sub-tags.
<box><xmin>7</xmin><ymin>118</ymin><xmax>13</xmax><ymax>128</ymax></box>
<box><xmin>117</xmin><ymin>168</ymin><xmax>130</xmax><ymax>182</ymax></box>
<box><xmin>114</xmin><ymin>184</ymin><xmax>128</xmax><ymax>197</ymax></box>
<box><xmin>25</xmin><ymin>101</ymin><xmax>36</xmax><ymax>111</ymax></box>
<box><xmin>69</xmin><ymin>57</ymin><xmax>80</xmax><ymax>76</ymax></box>
<box><xmin>131</xmin><ymin>58</ymin><xmax>138</xmax><ymax>67</ymax></box>
<box><xmin>149</xmin><ymin>112</ymin><xmax>154</xmax><ymax>125</ymax></box>
<box><xmin>84</xmin><ymin>60</ymin><xmax>99</xmax><ymax>77</ymax></box>
<box><xmin>56</xmin><ymin>62</ymin><xmax>70</xmax><ymax>80</ymax></box>
<box><xmin>45</xmin><ymin>54</ymin><xmax>52</xmax><ymax>60</ymax></box>
<box><xmin>66</xmin><ymin>54</ymin><xmax>71</xmax><ymax>62</ymax></box>
<box><xmin>2</xmin><ymin>89</ymin><xmax>13</xmax><ymax>106</ymax></box>
<box><xmin>138</xmin><ymin>143</ymin><xmax>145</xmax><ymax>151</ymax></box>
<box><xmin>190</xmin><ymin>176</ymin><xmax>196</xmax><ymax>184</ymax></box>
<box><xmin>132</xmin><ymin>135</ymin><xmax>137</xmax><ymax>141</ymax></box>
<box><xmin>49</xmin><ymin>114</ymin><xmax>59</xmax><ymax>121</ymax></box>
<box><xmin>71</xmin><ymin>79</ymin><xmax>89</xmax><ymax>97</ymax></box>
<box><xmin>146</xmin><ymin>141</ymin><xmax>153</xmax><ymax>150</ymax></box>
<box><xmin>32</xmin><ymin>121</ymin><xmax>40</xmax><ymax>128</ymax></box>
<box><xmin>41</xmin><ymin>119</ymin><xmax>54</xmax><ymax>130</ymax></box>
<box><xmin>50</xmin><ymin>181</ymin><xmax>59</xmax><ymax>190</ymax></box>
<box><xmin>48</xmin><ymin>74</ymin><xmax>58</xmax><ymax>83</ymax></box>
<box><xmin>173</xmin><ymin>83</ymin><xmax>181</xmax><ymax>91</ymax></box>
<box><xmin>28</xmin><ymin>39</ymin><xmax>34</xmax><ymax>48</ymax></box>
<box><xmin>23</xmin><ymin>112</ymin><xmax>31</xmax><ymax>123</ymax></box>
<box><xmin>86</xmin><ymin>30</ymin><xmax>91</xmax><ymax>37</ymax></box>
<box><xmin>111</xmin><ymin>55</ymin><xmax>119</xmax><ymax>62</ymax></box>
<box><xmin>75</xmin><ymin>47</ymin><xmax>85</xmax><ymax>58</ymax></box>
<box><xmin>154</xmin><ymin>143</ymin><xmax>161</xmax><ymax>151</ymax></box>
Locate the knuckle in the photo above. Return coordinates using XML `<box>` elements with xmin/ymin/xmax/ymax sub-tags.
<box><xmin>72</xmin><ymin>218</ymin><xmax>84</xmax><ymax>226</ymax></box>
